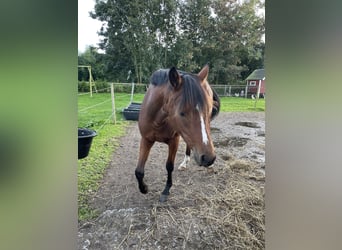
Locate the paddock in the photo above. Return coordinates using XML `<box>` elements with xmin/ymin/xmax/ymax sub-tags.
<box><xmin>78</xmin><ymin>112</ymin><xmax>265</xmax><ymax>249</ymax></box>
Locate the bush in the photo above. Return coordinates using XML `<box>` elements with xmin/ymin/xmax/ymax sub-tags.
<box><xmin>78</xmin><ymin>82</ymin><xmax>147</xmax><ymax>94</ymax></box>
<box><xmin>78</xmin><ymin>81</ymin><xmax>88</xmax><ymax>92</ymax></box>
<box><xmin>78</xmin><ymin>81</ymin><xmax>110</xmax><ymax>93</ymax></box>
<box><xmin>111</xmin><ymin>83</ymin><xmax>147</xmax><ymax>93</ymax></box>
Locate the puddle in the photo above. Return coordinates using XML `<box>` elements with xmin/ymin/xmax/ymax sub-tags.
<box><xmin>214</xmin><ymin>137</ymin><xmax>250</xmax><ymax>147</ymax></box>
<box><xmin>210</xmin><ymin>127</ymin><xmax>221</xmax><ymax>133</ymax></box>
<box><xmin>257</xmin><ymin>130</ymin><xmax>265</xmax><ymax>137</ymax></box>
<box><xmin>235</xmin><ymin>121</ymin><xmax>260</xmax><ymax>128</ymax></box>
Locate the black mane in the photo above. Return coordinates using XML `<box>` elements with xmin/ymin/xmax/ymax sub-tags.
<box><xmin>210</xmin><ymin>86</ymin><xmax>220</xmax><ymax>120</ymax></box>
<box><xmin>150</xmin><ymin>69</ymin><xmax>169</xmax><ymax>86</ymax></box>
<box><xmin>150</xmin><ymin>69</ymin><xmax>206</xmax><ymax>111</ymax></box>
<box><xmin>180</xmin><ymin>73</ymin><xmax>205</xmax><ymax>111</ymax></box>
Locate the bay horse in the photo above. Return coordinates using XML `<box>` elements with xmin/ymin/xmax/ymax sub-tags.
<box><xmin>135</xmin><ymin>65</ymin><xmax>220</xmax><ymax>202</ymax></box>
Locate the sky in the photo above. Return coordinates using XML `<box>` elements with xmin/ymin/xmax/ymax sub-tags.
<box><xmin>78</xmin><ymin>0</ymin><xmax>103</xmax><ymax>53</ymax></box>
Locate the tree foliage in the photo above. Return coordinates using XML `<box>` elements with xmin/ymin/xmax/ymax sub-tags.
<box><xmin>81</xmin><ymin>0</ymin><xmax>265</xmax><ymax>84</ymax></box>
<box><xmin>78</xmin><ymin>46</ymin><xmax>106</xmax><ymax>81</ymax></box>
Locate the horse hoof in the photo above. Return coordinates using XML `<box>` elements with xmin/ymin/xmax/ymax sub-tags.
<box><xmin>159</xmin><ymin>194</ymin><xmax>168</xmax><ymax>202</ymax></box>
<box><xmin>139</xmin><ymin>184</ymin><xmax>148</xmax><ymax>194</ymax></box>
<box><xmin>178</xmin><ymin>165</ymin><xmax>186</xmax><ymax>171</ymax></box>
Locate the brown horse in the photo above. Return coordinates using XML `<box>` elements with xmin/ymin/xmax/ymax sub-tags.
<box><xmin>135</xmin><ymin>65</ymin><xmax>220</xmax><ymax>202</ymax></box>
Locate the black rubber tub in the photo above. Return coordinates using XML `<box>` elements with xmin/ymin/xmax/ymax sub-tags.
<box><xmin>123</xmin><ymin>102</ymin><xmax>141</xmax><ymax>121</ymax></box>
<box><xmin>78</xmin><ymin>128</ymin><xmax>97</xmax><ymax>159</ymax></box>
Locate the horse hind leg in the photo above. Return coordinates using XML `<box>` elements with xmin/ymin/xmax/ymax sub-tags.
<box><xmin>160</xmin><ymin>137</ymin><xmax>179</xmax><ymax>202</ymax></box>
<box><xmin>178</xmin><ymin>145</ymin><xmax>191</xmax><ymax>171</ymax></box>
<box><xmin>135</xmin><ymin>138</ymin><xmax>154</xmax><ymax>194</ymax></box>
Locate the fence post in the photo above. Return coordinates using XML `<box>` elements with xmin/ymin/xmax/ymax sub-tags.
<box><xmin>130</xmin><ymin>82</ymin><xmax>135</xmax><ymax>103</ymax></box>
<box><xmin>111</xmin><ymin>83</ymin><xmax>116</xmax><ymax>124</ymax></box>
<box><xmin>254</xmin><ymin>80</ymin><xmax>262</xmax><ymax>110</ymax></box>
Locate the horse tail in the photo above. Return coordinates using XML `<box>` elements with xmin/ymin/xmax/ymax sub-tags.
<box><xmin>210</xmin><ymin>86</ymin><xmax>220</xmax><ymax>120</ymax></box>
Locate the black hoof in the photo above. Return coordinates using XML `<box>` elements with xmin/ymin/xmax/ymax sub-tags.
<box><xmin>139</xmin><ymin>183</ymin><xmax>148</xmax><ymax>194</ymax></box>
<box><xmin>159</xmin><ymin>194</ymin><xmax>168</xmax><ymax>202</ymax></box>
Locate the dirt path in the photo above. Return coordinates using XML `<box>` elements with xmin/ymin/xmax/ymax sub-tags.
<box><xmin>78</xmin><ymin>112</ymin><xmax>265</xmax><ymax>249</ymax></box>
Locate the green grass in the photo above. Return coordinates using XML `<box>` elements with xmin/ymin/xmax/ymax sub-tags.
<box><xmin>78</xmin><ymin>92</ymin><xmax>145</xmax><ymax>127</ymax></box>
<box><xmin>78</xmin><ymin>93</ymin><xmax>264</xmax><ymax>221</ymax></box>
<box><xmin>220</xmin><ymin>97</ymin><xmax>265</xmax><ymax>112</ymax></box>
<box><xmin>78</xmin><ymin>92</ymin><xmax>144</xmax><ymax>220</ymax></box>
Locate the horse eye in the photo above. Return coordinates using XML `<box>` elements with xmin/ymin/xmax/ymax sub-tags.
<box><xmin>180</xmin><ymin>112</ymin><xmax>185</xmax><ymax>117</ymax></box>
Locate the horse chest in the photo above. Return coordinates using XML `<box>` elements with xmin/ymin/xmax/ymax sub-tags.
<box><xmin>151</xmin><ymin>121</ymin><xmax>177</xmax><ymax>142</ymax></box>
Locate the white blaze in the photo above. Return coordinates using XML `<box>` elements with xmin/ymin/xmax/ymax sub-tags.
<box><xmin>196</xmin><ymin>105</ymin><xmax>208</xmax><ymax>145</ymax></box>
<box><xmin>200</xmin><ymin>114</ymin><xmax>209</xmax><ymax>145</ymax></box>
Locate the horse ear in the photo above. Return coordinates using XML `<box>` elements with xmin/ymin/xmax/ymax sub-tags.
<box><xmin>198</xmin><ymin>65</ymin><xmax>209</xmax><ymax>81</ymax></box>
<box><xmin>169</xmin><ymin>67</ymin><xmax>181</xmax><ymax>89</ymax></box>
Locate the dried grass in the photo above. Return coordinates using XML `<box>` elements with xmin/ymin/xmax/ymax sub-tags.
<box><xmin>129</xmin><ymin>159</ymin><xmax>265</xmax><ymax>249</ymax></box>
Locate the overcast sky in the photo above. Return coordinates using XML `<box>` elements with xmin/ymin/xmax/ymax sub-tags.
<box><xmin>78</xmin><ymin>0</ymin><xmax>103</xmax><ymax>53</ymax></box>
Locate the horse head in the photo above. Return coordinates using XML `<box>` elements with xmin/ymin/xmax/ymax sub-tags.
<box><xmin>165</xmin><ymin>65</ymin><xmax>216</xmax><ymax>167</ymax></box>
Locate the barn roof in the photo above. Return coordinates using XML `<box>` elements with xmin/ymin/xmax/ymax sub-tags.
<box><xmin>246</xmin><ymin>69</ymin><xmax>265</xmax><ymax>80</ymax></box>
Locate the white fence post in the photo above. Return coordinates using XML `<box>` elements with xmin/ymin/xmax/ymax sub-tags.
<box><xmin>130</xmin><ymin>82</ymin><xmax>135</xmax><ymax>103</ymax></box>
<box><xmin>111</xmin><ymin>83</ymin><xmax>116</xmax><ymax>124</ymax></box>
<box><xmin>254</xmin><ymin>80</ymin><xmax>262</xmax><ymax>110</ymax></box>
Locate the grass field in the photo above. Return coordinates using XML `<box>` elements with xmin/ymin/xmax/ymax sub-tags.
<box><xmin>78</xmin><ymin>92</ymin><xmax>145</xmax><ymax>128</ymax></box>
<box><xmin>220</xmin><ymin>96</ymin><xmax>265</xmax><ymax>112</ymax></box>
<box><xmin>78</xmin><ymin>92</ymin><xmax>265</xmax><ymax>128</ymax></box>
<box><xmin>78</xmin><ymin>92</ymin><xmax>265</xmax><ymax>220</ymax></box>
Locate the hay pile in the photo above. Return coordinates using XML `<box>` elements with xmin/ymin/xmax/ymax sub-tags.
<box><xmin>126</xmin><ymin>159</ymin><xmax>265</xmax><ymax>249</ymax></box>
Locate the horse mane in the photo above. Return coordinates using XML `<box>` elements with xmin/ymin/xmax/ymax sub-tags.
<box><xmin>150</xmin><ymin>69</ymin><xmax>206</xmax><ymax>111</ymax></box>
<box><xmin>150</xmin><ymin>69</ymin><xmax>169</xmax><ymax>86</ymax></box>
<box><xmin>180</xmin><ymin>73</ymin><xmax>205</xmax><ymax>111</ymax></box>
<box><xmin>210</xmin><ymin>86</ymin><xmax>220</xmax><ymax>120</ymax></box>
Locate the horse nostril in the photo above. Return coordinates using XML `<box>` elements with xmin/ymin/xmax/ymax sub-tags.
<box><xmin>201</xmin><ymin>155</ymin><xmax>206</xmax><ymax>164</ymax></box>
<box><xmin>200</xmin><ymin>155</ymin><xmax>216</xmax><ymax>167</ymax></box>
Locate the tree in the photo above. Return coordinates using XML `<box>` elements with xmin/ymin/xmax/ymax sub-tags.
<box><xmin>88</xmin><ymin>0</ymin><xmax>265</xmax><ymax>84</ymax></box>
<box><xmin>78</xmin><ymin>46</ymin><xmax>106</xmax><ymax>81</ymax></box>
<box><xmin>176</xmin><ymin>0</ymin><xmax>213</xmax><ymax>72</ymax></box>
<box><xmin>238</xmin><ymin>42</ymin><xmax>265</xmax><ymax>80</ymax></box>
<box><xmin>91</xmin><ymin>0</ymin><xmax>179</xmax><ymax>83</ymax></box>
<box><xmin>208</xmin><ymin>0</ymin><xmax>265</xmax><ymax>84</ymax></box>
<box><xmin>149</xmin><ymin>0</ymin><xmax>179</xmax><ymax>69</ymax></box>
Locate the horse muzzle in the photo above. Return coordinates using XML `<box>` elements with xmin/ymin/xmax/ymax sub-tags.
<box><xmin>194</xmin><ymin>152</ymin><xmax>216</xmax><ymax>167</ymax></box>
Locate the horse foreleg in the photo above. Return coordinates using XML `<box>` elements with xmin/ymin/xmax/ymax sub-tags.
<box><xmin>135</xmin><ymin>138</ymin><xmax>154</xmax><ymax>194</ymax></box>
<box><xmin>178</xmin><ymin>145</ymin><xmax>191</xmax><ymax>171</ymax></box>
<box><xmin>160</xmin><ymin>137</ymin><xmax>180</xmax><ymax>202</ymax></box>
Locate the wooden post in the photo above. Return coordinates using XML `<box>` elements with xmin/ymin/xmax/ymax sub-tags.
<box><xmin>88</xmin><ymin>66</ymin><xmax>97</xmax><ymax>94</ymax></box>
<box><xmin>254</xmin><ymin>80</ymin><xmax>262</xmax><ymax>109</ymax></box>
<box><xmin>111</xmin><ymin>83</ymin><xmax>116</xmax><ymax>124</ymax></box>
<box><xmin>78</xmin><ymin>65</ymin><xmax>96</xmax><ymax>97</ymax></box>
<box><xmin>130</xmin><ymin>82</ymin><xmax>135</xmax><ymax>103</ymax></box>
<box><xmin>229</xmin><ymin>86</ymin><xmax>231</xmax><ymax>96</ymax></box>
<box><xmin>88</xmin><ymin>66</ymin><xmax>93</xmax><ymax>97</ymax></box>
<box><xmin>257</xmin><ymin>79</ymin><xmax>261</xmax><ymax>99</ymax></box>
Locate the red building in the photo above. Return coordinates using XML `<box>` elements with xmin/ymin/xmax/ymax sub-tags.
<box><xmin>245</xmin><ymin>69</ymin><xmax>265</xmax><ymax>98</ymax></box>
